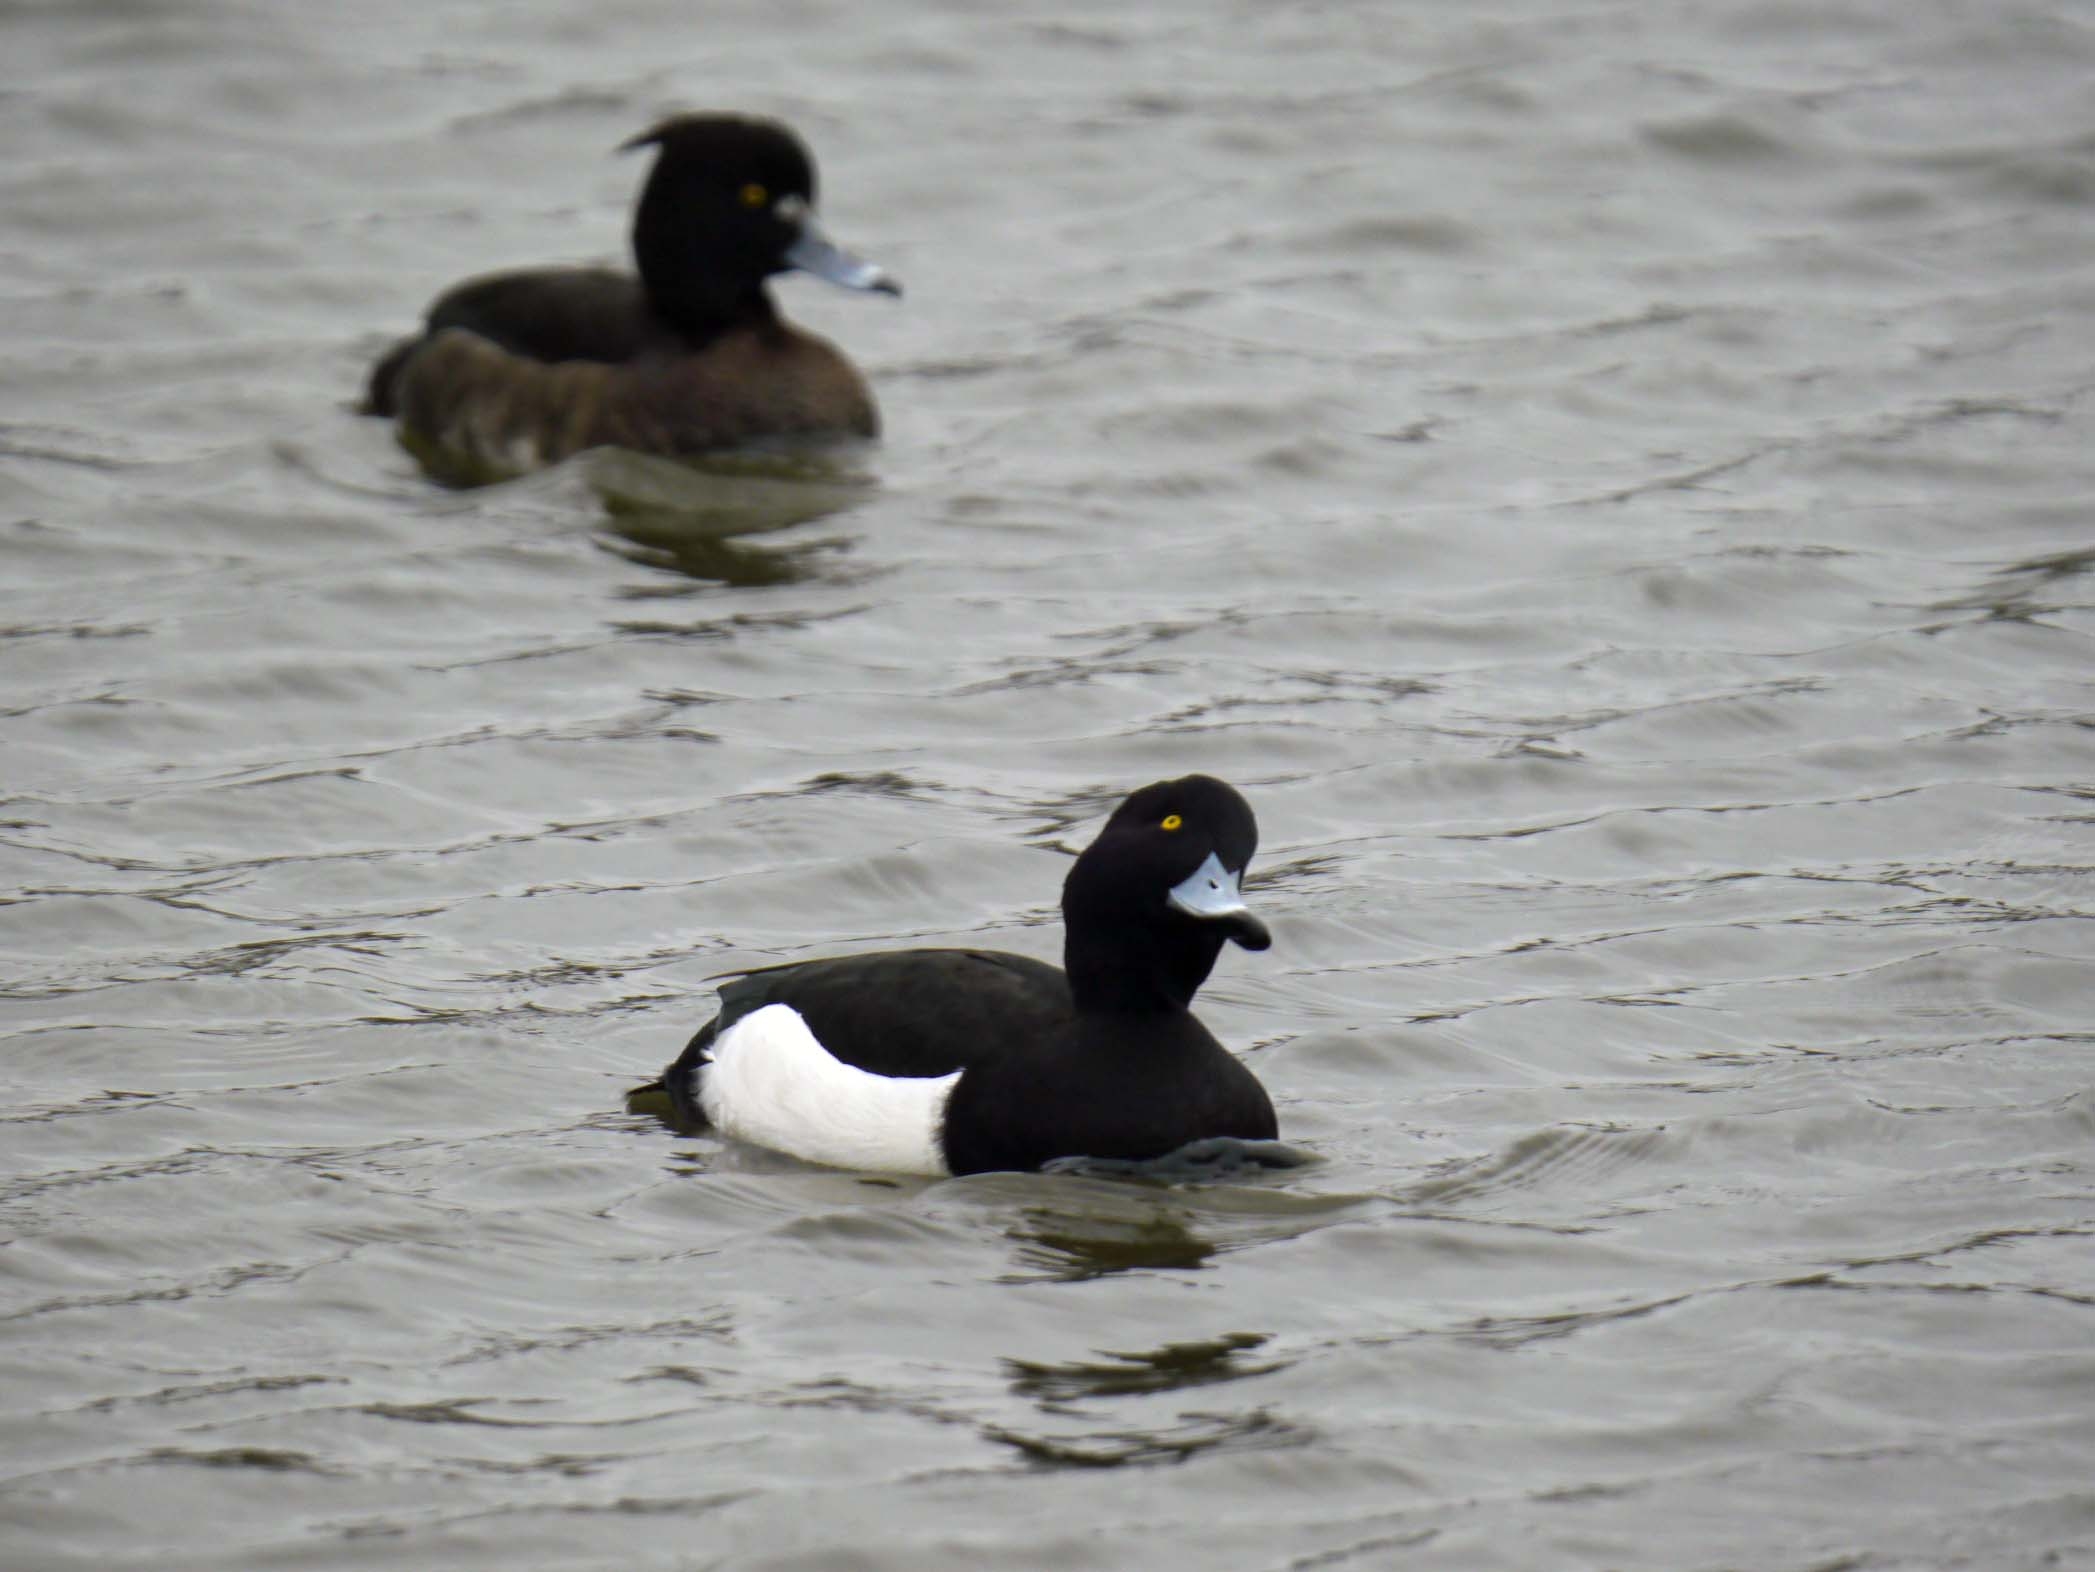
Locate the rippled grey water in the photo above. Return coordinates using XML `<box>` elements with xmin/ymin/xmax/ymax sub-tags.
<box><xmin>5</xmin><ymin>1</ymin><xmax>2093</xmax><ymax>1567</ymax></box>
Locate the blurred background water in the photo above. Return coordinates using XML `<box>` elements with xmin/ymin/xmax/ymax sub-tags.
<box><xmin>3</xmin><ymin>1</ymin><xmax>2092</xmax><ymax>1567</ymax></box>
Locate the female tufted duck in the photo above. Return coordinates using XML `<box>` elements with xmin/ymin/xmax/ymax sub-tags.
<box><xmin>363</xmin><ymin>113</ymin><xmax>898</xmax><ymax>479</ymax></box>
<box><xmin>626</xmin><ymin>775</ymin><xmax>1281</xmax><ymax>1176</ymax></box>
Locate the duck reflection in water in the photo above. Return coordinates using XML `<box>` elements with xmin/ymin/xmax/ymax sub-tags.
<box><xmin>583</xmin><ymin>447</ymin><xmax>874</xmax><ymax>588</ymax></box>
<box><xmin>989</xmin><ymin>1332</ymin><xmax>1302</xmax><ymax>1468</ymax></box>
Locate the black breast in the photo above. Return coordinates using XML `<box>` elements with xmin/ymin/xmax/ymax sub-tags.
<box><xmin>937</xmin><ymin>1013</ymin><xmax>1278</xmax><ymax>1176</ymax></box>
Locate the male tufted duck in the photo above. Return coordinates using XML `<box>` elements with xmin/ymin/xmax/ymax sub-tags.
<box><xmin>627</xmin><ymin>775</ymin><xmax>1280</xmax><ymax>1176</ymax></box>
<box><xmin>364</xmin><ymin>113</ymin><xmax>898</xmax><ymax>479</ymax></box>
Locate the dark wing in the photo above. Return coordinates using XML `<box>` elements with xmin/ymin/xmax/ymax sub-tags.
<box><xmin>710</xmin><ymin>949</ymin><xmax>1071</xmax><ymax>1077</ymax></box>
<box><xmin>423</xmin><ymin>268</ymin><xmax>664</xmax><ymax>363</ymax></box>
<box><xmin>365</xmin><ymin>267</ymin><xmax>667</xmax><ymax>415</ymax></box>
<box><xmin>631</xmin><ymin>949</ymin><xmax>1072</xmax><ymax>1129</ymax></box>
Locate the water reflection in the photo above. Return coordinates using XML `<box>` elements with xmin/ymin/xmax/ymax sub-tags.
<box><xmin>1930</xmin><ymin>544</ymin><xmax>2095</xmax><ymax>624</ymax></box>
<box><xmin>596</xmin><ymin>510</ymin><xmax>845</xmax><ymax>588</ymax></box>
<box><xmin>586</xmin><ymin>447</ymin><xmax>878</xmax><ymax>587</ymax></box>
<box><xmin>991</xmin><ymin>1327</ymin><xmax>1300</xmax><ymax>1474</ymax></box>
<box><xmin>973</xmin><ymin>1169</ymin><xmax>1358</xmax><ymax>1284</ymax></box>
<box><xmin>984</xmin><ymin>1408</ymin><xmax>1305</xmax><ymax>1469</ymax></box>
<box><xmin>1004</xmin><ymin>1332</ymin><xmax>1284</xmax><ymax>1409</ymax></box>
<box><xmin>1007</xmin><ymin>1201</ymin><xmax>1222</xmax><ymax>1281</ymax></box>
<box><xmin>400</xmin><ymin>434</ymin><xmax>879</xmax><ymax>586</ymax></box>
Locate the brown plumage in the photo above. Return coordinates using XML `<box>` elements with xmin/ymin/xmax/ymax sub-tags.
<box><xmin>363</xmin><ymin>114</ymin><xmax>898</xmax><ymax>481</ymax></box>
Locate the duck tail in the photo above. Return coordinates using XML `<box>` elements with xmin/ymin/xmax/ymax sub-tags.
<box><xmin>623</xmin><ymin>1076</ymin><xmax>678</xmax><ymax>1120</ymax></box>
<box><xmin>361</xmin><ymin>336</ymin><xmax>419</xmax><ymax>416</ymax></box>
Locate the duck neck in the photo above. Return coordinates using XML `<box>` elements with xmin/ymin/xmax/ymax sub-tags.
<box><xmin>631</xmin><ymin>190</ymin><xmax>780</xmax><ymax>344</ymax></box>
<box><xmin>1063</xmin><ymin>918</ymin><xmax>1223</xmax><ymax>1016</ymax></box>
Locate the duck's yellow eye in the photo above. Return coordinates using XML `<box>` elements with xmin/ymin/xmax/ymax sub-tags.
<box><xmin>740</xmin><ymin>182</ymin><xmax>769</xmax><ymax>209</ymax></box>
<box><xmin>1160</xmin><ymin>814</ymin><xmax>1183</xmax><ymax>832</ymax></box>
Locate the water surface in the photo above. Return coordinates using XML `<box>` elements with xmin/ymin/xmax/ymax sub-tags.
<box><xmin>4</xmin><ymin>2</ymin><xmax>2093</xmax><ymax>1568</ymax></box>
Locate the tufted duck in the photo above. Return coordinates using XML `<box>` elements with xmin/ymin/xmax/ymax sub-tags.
<box><xmin>364</xmin><ymin>113</ymin><xmax>898</xmax><ymax>479</ymax></box>
<box><xmin>627</xmin><ymin>776</ymin><xmax>1281</xmax><ymax>1176</ymax></box>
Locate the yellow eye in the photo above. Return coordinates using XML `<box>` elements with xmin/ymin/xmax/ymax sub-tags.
<box><xmin>1160</xmin><ymin>814</ymin><xmax>1183</xmax><ymax>832</ymax></box>
<box><xmin>740</xmin><ymin>182</ymin><xmax>769</xmax><ymax>208</ymax></box>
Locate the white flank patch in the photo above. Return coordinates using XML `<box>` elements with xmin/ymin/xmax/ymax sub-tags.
<box><xmin>694</xmin><ymin>1004</ymin><xmax>957</xmax><ymax>1176</ymax></box>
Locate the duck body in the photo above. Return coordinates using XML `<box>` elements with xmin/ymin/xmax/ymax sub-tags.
<box><xmin>364</xmin><ymin>114</ymin><xmax>896</xmax><ymax>479</ymax></box>
<box><xmin>633</xmin><ymin>776</ymin><xmax>1281</xmax><ymax>1177</ymax></box>
<box><xmin>370</xmin><ymin>286</ymin><xmax>878</xmax><ymax>478</ymax></box>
